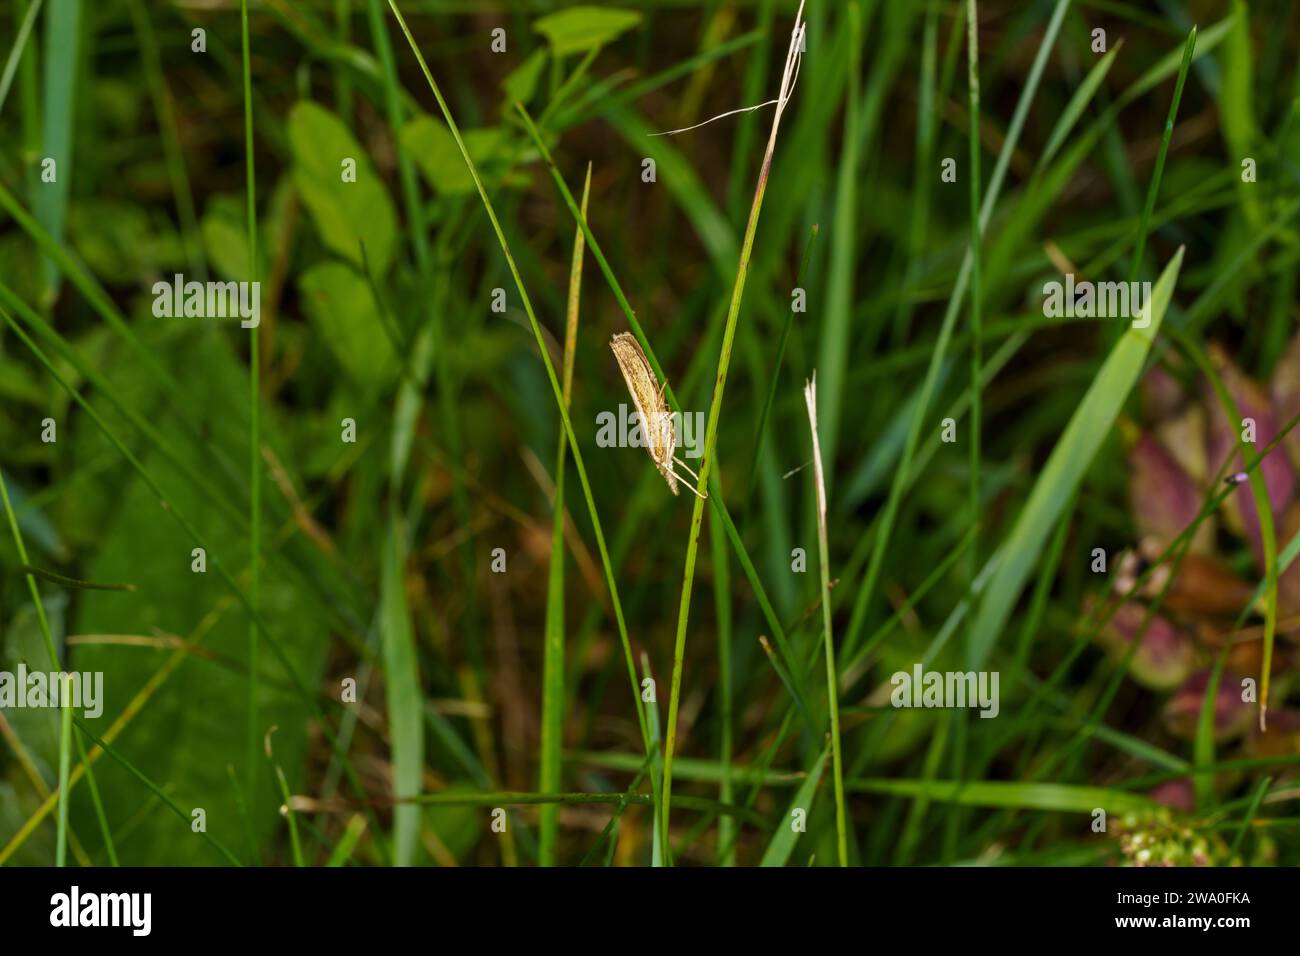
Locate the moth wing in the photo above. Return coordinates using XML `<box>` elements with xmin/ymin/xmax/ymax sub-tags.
<box><xmin>656</xmin><ymin>409</ymin><xmax>676</xmax><ymax>467</ymax></box>
<box><xmin>611</xmin><ymin>331</ymin><xmax>652</xmax><ymax>368</ymax></box>
<box><xmin>609</xmin><ymin>336</ymin><xmax>646</xmax><ymax>403</ymax></box>
<box><xmin>612</xmin><ymin>336</ymin><xmax>663</xmax><ymax>448</ymax></box>
<box><xmin>610</xmin><ymin>332</ymin><xmax>679</xmax><ymax>496</ymax></box>
<box><xmin>627</xmin><ymin>392</ymin><xmax>655</xmax><ymax>449</ymax></box>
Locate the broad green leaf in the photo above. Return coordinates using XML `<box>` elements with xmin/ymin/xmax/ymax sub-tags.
<box><xmin>288</xmin><ymin>101</ymin><xmax>396</xmax><ymax>273</ymax></box>
<box><xmin>967</xmin><ymin>248</ymin><xmax>1185</xmax><ymax>669</ymax></box>
<box><xmin>201</xmin><ymin>195</ymin><xmax>258</xmax><ymax>283</ymax></box>
<box><xmin>400</xmin><ymin>116</ymin><xmax>509</xmax><ymax>196</ymax></box>
<box><xmin>422</xmin><ymin>791</ymin><xmax>482</xmax><ymax>863</ymax></box>
<box><xmin>534</xmin><ymin>7</ymin><xmax>641</xmax><ymax>57</ymax></box>
<box><xmin>0</xmin><ymin>470</ymin><xmax>63</xmax><ymax>559</ymax></box>
<box><xmin>201</xmin><ymin>182</ymin><xmax>292</xmax><ymax>283</ymax></box>
<box><xmin>72</xmin><ymin>334</ymin><xmax>330</xmax><ymax>865</ymax></box>
<box><xmin>760</xmin><ymin>747</ymin><xmax>827</xmax><ymax>867</ymax></box>
<box><xmin>0</xmin><ymin>353</ymin><xmax>47</xmax><ymax>407</ymax></box>
<box><xmin>68</xmin><ymin>200</ymin><xmax>184</xmax><ymax>285</ymax></box>
<box><xmin>298</xmin><ymin>261</ymin><xmax>398</xmax><ymax>389</ymax></box>
<box><xmin>2</xmin><ymin>601</ymin><xmax>68</xmax><ymax>786</ymax></box>
<box><xmin>503</xmin><ymin>48</ymin><xmax>548</xmax><ymax>105</ymax></box>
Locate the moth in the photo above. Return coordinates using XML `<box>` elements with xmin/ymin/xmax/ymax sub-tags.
<box><xmin>609</xmin><ymin>332</ymin><xmax>706</xmax><ymax>498</ymax></box>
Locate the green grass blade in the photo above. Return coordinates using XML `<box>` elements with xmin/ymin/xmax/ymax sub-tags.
<box><xmin>1172</xmin><ymin>329</ymin><xmax>1280</xmax><ymax>730</ymax></box>
<box><xmin>1194</xmin><ymin>652</ymin><xmax>1228</xmax><ymax>812</ymax></box>
<box><xmin>0</xmin><ymin>0</ymin><xmax>43</xmax><ymax>113</ymax></box>
<box><xmin>813</xmin><ymin>1</ymin><xmax>861</xmax><ymax>479</ymax></box>
<box><xmin>709</xmin><ymin>505</ymin><xmax>735</xmax><ymax>865</ymax></box>
<box><xmin>381</xmin><ymin>522</ymin><xmax>424</xmax><ymax>865</ymax></box>
<box><xmin>401</xmin><ymin>790</ymin><xmax>767</xmax><ymax>831</ymax></box>
<box><xmin>35</xmin><ymin>0</ymin><xmax>79</xmax><ymax>298</ymax></box>
<box><xmin>744</xmin><ymin>223</ymin><xmax>819</xmax><ymax>509</ymax></box>
<box><xmin>1038</xmin><ymin>39</ymin><xmax>1124</xmax><ymax>169</ymax></box>
<box><xmin>73</xmin><ymin>731</ymin><xmax>118</xmax><ymax>865</ymax></box>
<box><xmin>14</xmin><ymin>564</ymin><xmax>135</xmax><ymax>592</ymax></box>
<box><xmin>642</xmin><ymin>655</ymin><xmax>664</xmax><ymax>868</ymax></box>
<box><xmin>1127</xmin><ymin>27</ymin><xmax>1196</xmax><ymax>286</ymax></box>
<box><xmin>967</xmin><ymin>247</ymin><xmax>1184</xmax><ymax>669</ymax></box>
<box><xmin>325</xmin><ymin>814</ymin><xmax>368</xmax><ymax>867</ymax></box>
<box><xmin>539</xmin><ymin>164</ymin><xmax>591</xmax><ymax>866</ymax></box>
<box><xmin>847</xmin><ymin>778</ymin><xmax>1157</xmax><ymax>814</ymax></box>
<box><xmin>896</xmin><ymin>712</ymin><xmax>954</xmax><ymax>865</ymax></box>
<box><xmin>804</xmin><ymin>375</ymin><xmax>847</xmax><ymax>865</ymax></box>
<box><xmin>271</xmin><ymin>760</ymin><xmax>305</xmax><ymax>867</ymax></box>
<box><xmin>578</xmin><ymin>756</ymin><xmax>652</xmax><ymax>867</ymax></box>
<box><xmin>127</xmin><ymin>0</ymin><xmax>205</xmax><ymax>279</ymax></box>
<box><xmin>1228</xmin><ymin>776</ymin><xmax>1270</xmax><ymax>858</ymax></box>
<box><xmin>759</xmin><ymin>747</ymin><xmax>828</xmax><ymax>867</ymax></box>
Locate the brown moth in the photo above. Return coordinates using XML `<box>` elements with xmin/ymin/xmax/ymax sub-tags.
<box><xmin>609</xmin><ymin>332</ymin><xmax>705</xmax><ymax>498</ymax></box>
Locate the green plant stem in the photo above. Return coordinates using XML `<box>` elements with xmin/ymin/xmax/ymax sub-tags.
<box><xmin>540</xmin><ymin>165</ymin><xmax>591</xmax><ymax>866</ymax></box>
<box><xmin>744</xmin><ymin>223</ymin><xmax>819</xmax><ymax>514</ymax></box>
<box><xmin>1128</xmin><ymin>26</ymin><xmax>1197</xmax><ymax>287</ymax></box>
<box><xmin>0</xmin><ymin>469</ymin><xmax>71</xmax><ymax>865</ymax></box>
<box><xmin>805</xmin><ymin>377</ymin><xmax>848</xmax><ymax>865</ymax></box>
<box><xmin>1170</xmin><ymin>327</ymin><xmax>1279</xmax><ymax>730</ymax></box>
<box><xmin>661</xmin><ymin>8</ymin><xmax>804</xmax><ymax>864</ymax></box>
<box><xmin>0</xmin><ymin>0</ymin><xmax>44</xmax><ymax>115</ymax></box>
<box><xmin>73</xmin><ymin>731</ymin><xmax>118</xmax><ymax>865</ymax></box>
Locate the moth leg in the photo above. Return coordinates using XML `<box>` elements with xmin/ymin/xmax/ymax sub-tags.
<box><xmin>669</xmin><ymin>467</ymin><xmax>708</xmax><ymax>499</ymax></box>
<box><xmin>672</xmin><ymin>456</ymin><xmax>702</xmax><ymax>482</ymax></box>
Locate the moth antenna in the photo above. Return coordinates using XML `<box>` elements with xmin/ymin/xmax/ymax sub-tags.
<box><xmin>649</xmin><ymin>100</ymin><xmax>782</xmax><ymax>137</ymax></box>
<box><xmin>651</xmin><ymin>1</ymin><xmax>805</xmax><ymax>137</ymax></box>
